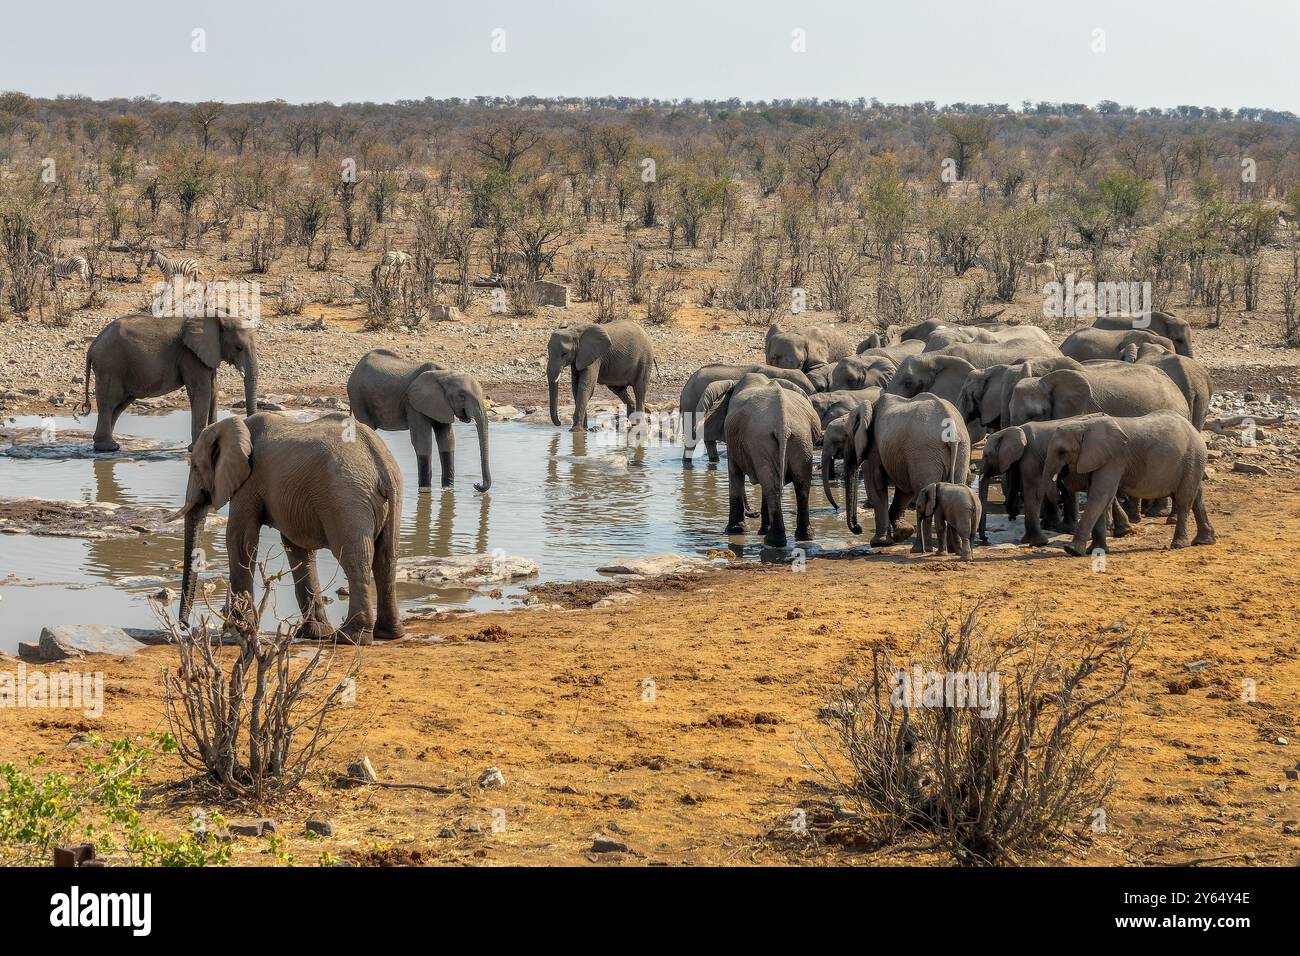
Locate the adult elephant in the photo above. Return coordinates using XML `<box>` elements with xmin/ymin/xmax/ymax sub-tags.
<box><xmin>980</xmin><ymin>419</ymin><xmax>1101</xmax><ymax>546</ymax></box>
<box><xmin>83</xmin><ymin>313</ymin><xmax>258</xmax><ymax>452</ymax></box>
<box><xmin>843</xmin><ymin>393</ymin><xmax>972</xmax><ymax>552</ymax></box>
<box><xmin>679</xmin><ymin>363</ymin><xmax>813</xmax><ymax>463</ymax></box>
<box><xmin>886</xmin><ymin>353</ymin><xmax>976</xmax><ymax>407</ymax></box>
<box><xmin>857</xmin><ymin>339</ymin><xmax>925</xmax><ymax>362</ymax></box>
<box><xmin>170</xmin><ymin>413</ymin><xmax>403</xmax><ymax>646</ymax></box>
<box><xmin>811</xmin><ymin>388</ymin><xmax>879</xmax><ymax>428</ymax></box>
<box><xmin>696</xmin><ymin>372</ymin><xmax>822</xmax><ymax>547</ymax></box>
<box><xmin>923</xmin><ymin>325</ymin><xmax>1053</xmax><ymax>352</ymax></box>
<box><xmin>898</xmin><ymin>319</ymin><xmax>950</xmax><ymax>343</ymax></box>
<box><xmin>1130</xmin><ymin>344</ymin><xmax>1213</xmax><ymax>429</ymax></box>
<box><xmin>1007</xmin><ymin>364</ymin><xmax>1190</xmax><ymax>427</ymax></box>
<box><xmin>347</xmin><ymin>349</ymin><xmax>491</xmax><ymax>493</ymax></box>
<box><xmin>930</xmin><ymin>339</ymin><xmax>1062</xmax><ymax>368</ymax></box>
<box><xmin>829</xmin><ymin>353</ymin><xmax>896</xmax><ymax>391</ymax></box>
<box><xmin>1061</xmin><ymin>327</ymin><xmax>1177</xmax><ymax>363</ymax></box>
<box><xmin>547</xmin><ymin>320</ymin><xmax>654</xmax><ymax>431</ymax></box>
<box><xmin>805</xmin><ymin>363</ymin><xmax>836</xmax><ymax>392</ymax></box>
<box><xmin>957</xmin><ymin>356</ymin><xmax>1084</xmax><ymax>435</ymax></box>
<box><xmin>1093</xmin><ymin>310</ymin><xmax>1193</xmax><ymax>357</ymax></box>
<box><xmin>1042</xmin><ymin>411</ymin><xmax>1216</xmax><ymax>555</ymax></box>
<box><xmin>765</xmin><ymin>322</ymin><xmax>853</xmax><ymax>371</ymax></box>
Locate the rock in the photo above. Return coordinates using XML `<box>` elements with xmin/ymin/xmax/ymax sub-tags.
<box><xmin>346</xmin><ymin>756</ymin><xmax>377</xmax><ymax>784</ymax></box>
<box><xmin>305</xmin><ymin>819</ymin><xmax>335</xmax><ymax>837</ymax></box>
<box><xmin>1277</xmin><ymin>737</ymin><xmax>1290</xmax><ymax>746</ymax></box>
<box><xmin>18</xmin><ymin>624</ymin><xmax>170</xmax><ymax>662</ymax></box>
<box><xmin>590</xmin><ymin>836</ymin><xmax>630</xmax><ymax>854</ymax></box>
<box><xmin>154</xmin><ymin>588</ymin><xmax>176</xmax><ymax>604</ymax></box>
<box><xmin>488</xmin><ymin>404</ymin><xmax>522</xmax><ymax>421</ymax></box>
<box><xmin>531</xmin><ymin>281</ymin><xmax>570</xmax><ymax>308</ymax></box>
<box><xmin>0</xmin><ymin>426</ymin><xmax>184</xmax><ymax>461</ymax></box>
<box><xmin>1185</xmin><ymin>660</ymin><xmax>1212</xmax><ymax>672</ymax></box>
<box><xmin>596</xmin><ymin>553</ymin><xmax>709</xmax><ymax>576</ymax></box>
<box><xmin>397</xmin><ymin>553</ymin><xmax>538</xmax><ymax>585</ymax></box>
<box><xmin>479</xmin><ymin>767</ymin><xmax>506</xmax><ymax>789</ymax></box>
<box><xmin>1285</xmin><ymin>769</ymin><xmax>1299</xmax><ymax>781</ymax></box>
<box><xmin>230</xmin><ymin>819</ymin><xmax>277</xmax><ymax>837</ymax></box>
<box><xmin>438</xmin><ymin>827</ymin><xmax>456</xmax><ymax>838</ymax></box>
<box><xmin>0</xmin><ymin>496</ymin><xmax>224</xmax><ymax>539</ymax></box>
<box><xmin>430</xmin><ymin>305</ymin><xmax>460</xmax><ymax>322</ymax></box>
<box><xmin>1232</xmin><ymin>461</ymin><xmax>1270</xmax><ymax>476</ymax></box>
<box><xmin>593</xmin><ymin>591</ymin><xmax>638</xmax><ymax>608</ymax></box>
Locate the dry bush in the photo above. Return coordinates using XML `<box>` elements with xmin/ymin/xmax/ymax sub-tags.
<box><xmin>160</xmin><ymin>564</ymin><xmax>359</xmax><ymax>801</ymax></box>
<box><xmin>503</xmin><ymin>274</ymin><xmax>538</xmax><ymax>316</ymax></box>
<box><xmin>808</xmin><ymin>603</ymin><xmax>1142</xmax><ymax>865</ymax></box>
<box><xmin>272</xmin><ymin>277</ymin><xmax>306</xmax><ymax>317</ymax></box>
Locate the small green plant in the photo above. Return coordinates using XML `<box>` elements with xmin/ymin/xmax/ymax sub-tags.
<box><xmin>0</xmin><ymin>734</ymin><xmax>231</xmax><ymax>866</ymax></box>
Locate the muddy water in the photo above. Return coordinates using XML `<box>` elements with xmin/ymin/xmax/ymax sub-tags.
<box><xmin>5</xmin><ymin>409</ymin><xmax>1005</xmax><ymax>652</ymax></box>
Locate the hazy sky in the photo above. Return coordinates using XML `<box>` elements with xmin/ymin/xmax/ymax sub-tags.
<box><xmin>2</xmin><ymin>0</ymin><xmax>1297</xmax><ymax>112</ymax></box>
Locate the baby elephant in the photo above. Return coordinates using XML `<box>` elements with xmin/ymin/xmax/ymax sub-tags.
<box><xmin>917</xmin><ymin>482</ymin><xmax>981</xmax><ymax>560</ymax></box>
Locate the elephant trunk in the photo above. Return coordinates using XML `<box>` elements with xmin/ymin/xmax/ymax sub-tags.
<box><xmin>547</xmin><ymin>358</ymin><xmax>563</xmax><ymax>426</ymax></box>
<box><xmin>822</xmin><ymin>449</ymin><xmax>839</xmax><ymax>510</ymax></box>
<box><xmin>178</xmin><ymin>503</ymin><xmax>209</xmax><ymax>627</ymax></box>
<box><xmin>468</xmin><ymin>397</ymin><xmax>492</xmax><ymax>493</ymax></box>
<box><xmin>844</xmin><ymin>444</ymin><xmax>861</xmax><ymax>534</ymax></box>
<box><xmin>242</xmin><ymin>349</ymin><xmax>259</xmax><ymax>416</ymax></box>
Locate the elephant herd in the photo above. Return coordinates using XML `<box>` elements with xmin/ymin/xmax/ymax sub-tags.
<box><xmin>681</xmin><ymin>308</ymin><xmax>1215</xmax><ymax>561</ymax></box>
<box><xmin>74</xmin><ymin>302</ymin><xmax>1214</xmax><ymax>644</ymax></box>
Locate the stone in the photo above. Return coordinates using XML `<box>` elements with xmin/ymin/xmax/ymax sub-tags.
<box><xmin>479</xmin><ymin>767</ymin><xmax>506</xmax><ymax>789</ymax></box>
<box><xmin>1232</xmin><ymin>461</ymin><xmax>1270</xmax><ymax>476</ymax></box>
<box><xmin>305</xmin><ymin>819</ymin><xmax>335</xmax><ymax>837</ymax></box>
<box><xmin>1285</xmin><ymin>770</ymin><xmax>1299</xmax><ymax>781</ymax></box>
<box><xmin>438</xmin><ymin>827</ymin><xmax>456</xmax><ymax>838</ymax></box>
<box><xmin>430</xmin><ymin>305</ymin><xmax>460</xmax><ymax>322</ymax></box>
<box><xmin>346</xmin><ymin>756</ymin><xmax>378</xmax><ymax>784</ymax></box>
<box><xmin>531</xmin><ymin>281</ymin><xmax>570</xmax><ymax>308</ymax></box>
<box><xmin>397</xmin><ymin>553</ymin><xmax>538</xmax><ymax>586</ymax></box>
<box><xmin>18</xmin><ymin>624</ymin><xmax>169</xmax><ymax>663</ymax></box>
<box><xmin>1185</xmin><ymin>661</ymin><xmax>1212</xmax><ymax>672</ymax></box>
<box><xmin>596</xmin><ymin>553</ymin><xmax>709</xmax><ymax>576</ymax></box>
<box><xmin>590</xmin><ymin>836</ymin><xmax>630</xmax><ymax>854</ymax></box>
<box><xmin>230</xmin><ymin>818</ymin><xmax>277</xmax><ymax>837</ymax></box>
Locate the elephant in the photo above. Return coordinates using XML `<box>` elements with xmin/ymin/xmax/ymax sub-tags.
<box><xmin>170</xmin><ymin>413</ymin><xmax>404</xmax><ymax>646</ymax></box>
<box><xmin>1130</xmin><ymin>343</ymin><xmax>1213</xmax><ymax>429</ymax></box>
<box><xmin>957</xmin><ymin>356</ymin><xmax>1084</xmax><ymax>435</ymax></box>
<box><xmin>929</xmin><ymin>339</ymin><xmax>1062</xmax><ymax>368</ymax></box>
<box><xmin>916</xmin><ymin>481</ymin><xmax>980</xmax><ymax>559</ymax></box>
<box><xmin>547</xmin><ymin>320</ymin><xmax>654</xmax><ymax>431</ymax></box>
<box><xmin>805</xmin><ymin>363</ymin><xmax>836</xmax><ymax>392</ymax></box>
<box><xmin>679</xmin><ymin>363</ymin><xmax>813</xmax><ymax>463</ymax></box>
<box><xmin>1060</xmin><ymin>327</ymin><xmax>1177</xmax><ymax>363</ymax></box>
<box><xmin>810</xmin><ymin>387</ymin><xmax>879</xmax><ymax>428</ymax></box>
<box><xmin>843</xmin><ymin>393</ymin><xmax>972</xmax><ymax>553</ymax></box>
<box><xmin>898</xmin><ymin>319</ymin><xmax>950</xmax><ymax>343</ymax></box>
<box><xmin>1042</xmin><ymin>411</ymin><xmax>1216</xmax><ymax>555</ymax></box>
<box><xmin>922</xmin><ymin>324</ymin><xmax>1053</xmax><ymax>352</ymax></box>
<box><xmin>856</xmin><ymin>331</ymin><xmax>891</xmax><ymax>352</ymax></box>
<box><xmin>83</xmin><ymin>313</ymin><xmax>258</xmax><ymax>452</ymax></box>
<box><xmin>347</xmin><ymin>349</ymin><xmax>491</xmax><ymax>493</ymax></box>
<box><xmin>1093</xmin><ymin>310</ymin><xmax>1193</xmax><ymax>357</ymax></box>
<box><xmin>697</xmin><ymin>372</ymin><xmax>821</xmax><ymax>547</ymax></box>
<box><xmin>980</xmin><ymin>420</ymin><xmax>1104</xmax><ymax>546</ymax></box>
<box><xmin>765</xmin><ymin>322</ymin><xmax>853</xmax><ymax>371</ymax></box>
<box><xmin>1007</xmin><ymin>364</ymin><xmax>1190</xmax><ymax>427</ymax></box>
<box><xmin>820</xmin><ymin>413</ymin><xmax>851</xmax><ymax>509</ymax></box>
<box><xmin>856</xmin><ymin>339</ymin><xmax>925</xmax><ymax>363</ymax></box>
<box><xmin>828</xmin><ymin>353</ymin><xmax>896</xmax><ymax>391</ymax></box>
<box><xmin>886</xmin><ymin>353</ymin><xmax>977</xmax><ymax>408</ymax></box>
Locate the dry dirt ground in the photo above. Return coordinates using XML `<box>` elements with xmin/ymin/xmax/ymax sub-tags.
<box><xmin>1</xmin><ymin>464</ymin><xmax>1296</xmax><ymax>867</ymax></box>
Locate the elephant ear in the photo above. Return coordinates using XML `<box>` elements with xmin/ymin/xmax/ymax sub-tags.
<box><xmin>848</xmin><ymin>401</ymin><xmax>874</xmax><ymax>459</ymax></box>
<box><xmin>188</xmin><ymin>416</ymin><xmax>252</xmax><ymax>512</ymax></box>
<box><xmin>407</xmin><ymin>370</ymin><xmax>455</xmax><ymax>424</ymax></box>
<box><xmin>182</xmin><ymin>315</ymin><xmax>222</xmax><ymax>369</ymax></box>
<box><xmin>917</xmin><ymin>484</ymin><xmax>938</xmax><ymax>517</ymax></box>
<box><xmin>1076</xmin><ymin>417</ymin><xmax>1129</xmax><ymax>474</ymax></box>
<box><xmin>989</xmin><ymin>426</ymin><xmax>1028</xmax><ymax>475</ymax></box>
<box><xmin>1040</xmin><ymin>368</ymin><xmax>1093</xmax><ymax>418</ymax></box>
<box><xmin>575</xmin><ymin>325</ymin><xmax>612</xmax><ymax>370</ymax></box>
<box><xmin>770</xmin><ymin>378</ymin><xmax>806</xmax><ymax>397</ymax></box>
<box><xmin>697</xmin><ymin>379</ymin><xmax>736</xmax><ymax>431</ymax></box>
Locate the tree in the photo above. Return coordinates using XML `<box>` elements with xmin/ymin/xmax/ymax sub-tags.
<box><xmin>938</xmin><ymin>116</ymin><xmax>991</xmax><ymax>180</ymax></box>
<box><xmin>188</xmin><ymin>101</ymin><xmax>225</xmax><ymax>153</ymax></box>
<box><xmin>107</xmin><ymin>114</ymin><xmax>147</xmax><ymax>152</ymax></box>
<box><xmin>468</xmin><ymin>121</ymin><xmax>543</xmax><ymax>173</ymax></box>
<box><xmin>793</xmin><ymin>128</ymin><xmax>849</xmax><ymax>196</ymax></box>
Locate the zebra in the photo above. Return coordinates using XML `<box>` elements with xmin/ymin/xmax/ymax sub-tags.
<box><xmin>31</xmin><ymin>251</ymin><xmax>89</xmax><ymax>288</ymax></box>
<box><xmin>148</xmin><ymin>249</ymin><xmax>201</xmax><ymax>283</ymax></box>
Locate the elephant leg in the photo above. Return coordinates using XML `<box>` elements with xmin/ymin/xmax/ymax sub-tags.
<box><xmin>571</xmin><ymin>367</ymin><xmax>597</xmax><ymax>431</ymax></box>
<box><xmin>1066</xmin><ymin>476</ymin><xmax>1118</xmax><ymax>557</ymax></box>
<box><xmin>868</xmin><ymin>469</ymin><xmax>894</xmax><ymax>547</ymax></box>
<box><xmin>1060</xmin><ymin>483</ymin><xmax>1078</xmax><ymax>534</ymax></box>
<box><xmin>1191</xmin><ymin>489</ymin><xmax>1217</xmax><ymax>546</ymax></box>
<box><xmin>889</xmin><ymin>488</ymin><xmax>915</xmax><ymax>543</ymax></box>
<box><xmin>724</xmin><ymin>460</ymin><xmax>746</xmax><ymax>534</ymax></box>
<box><xmin>371</xmin><ymin>512</ymin><xmax>405</xmax><ymax>641</ymax></box>
<box><xmin>207</xmin><ymin>370</ymin><xmax>218</xmax><ymax>428</ymax></box>
<box><xmin>186</xmin><ymin>378</ymin><xmax>214</xmax><ymax>448</ymax></box>
<box><xmin>1144</xmin><ymin>496</ymin><xmax>1172</xmax><ymax>518</ymax></box>
<box><xmin>756</xmin><ymin>481</ymin><xmax>770</xmax><ymax>537</ymax></box>
<box><xmin>224</xmin><ymin>512</ymin><xmax>260</xmax><ymax>635</ymax></box>
<box><xmin>91</xmin><ymin>376</ymin><xmax>124</xmax><ymax>452</ymax></box>
<box><xmin>410</xmin><ymin>420</ymin><xmax>434</xmax><ymax>491</ymax></box>
<box><xmin>1111</xmin><ymin>498</ymin><xmax>1136</xmax><ymax>537</ymax></box>
<box><xmin>763</xmin><ymin>479</ymin><xmax>787</xmax><ymax>548</ymax></box>
<box><xmin>912</xmin><ymin>507</ymin><xmax>930</xmax><ymax>554</ymax></box>
<box><xmin>283</xmin><ymin>538</ymin><xmax>332</xmax><ymax>640</ymax></box>
<box><xmin>434</xmin><ymin>422</ymin><xmax>454</xmax><ymax>488</ymax></box>
<box><xmin>336</xmin><ymin>539</ymin><xmax>377</xmax><ymax>646</ymax></box>
<box><xmin>705</xmin><ymin>439</ymin><xmax>720</xmax><ymax>463</ymax></box>
<box><xmin>609</xmin><ymin>384</ymin><xmax>634</xmax><ymax>418</ymax></box>
<box><xmin>794</xmin><ymin>478</ymin><xmax>811</xmax><ymax>542</ymax></box>
<box><xmin>1021</xmin><ymin>474</ymin><xmax>1049</xmax><ymax>546</ymax></box>
<box><xmin>742</xmin><ymin>484</ymin><xmax>759</xmax><ymax>519</ymax></box>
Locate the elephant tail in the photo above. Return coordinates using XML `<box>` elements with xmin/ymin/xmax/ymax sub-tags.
<box><xmin>78</xmin><ymin>349</ymin><xmax>93</xmax><ymax>418</ymax></box>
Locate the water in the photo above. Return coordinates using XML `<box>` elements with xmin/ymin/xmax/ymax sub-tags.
<box><xmin>0</xmin><ymin>408</ymin><xmax>903</xmax><ymax>652</ymax></box>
